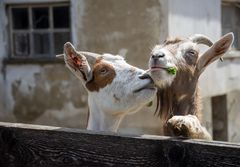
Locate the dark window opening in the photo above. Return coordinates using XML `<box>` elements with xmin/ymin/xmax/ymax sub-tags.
<box><xmin>211</xmin><ymin>95</ymin><xmax>228</xmax><ymax>141</ymax></box>
<box><xmin>32</xmin><ymin>7</ymin><xmax>49</xmax><ymax>29</ymax></box>
<box><xmin>53</xmin><ymin>6</ymin><xmax>70</xmax><ymax>28</ymax></box>
<box><xmin>12</xmin><ymin>8</ymin><xmax>29</xmax><ymax>29</ymax></box>
<box><xmin>9</xmin><ymin>4</ymin><xmax>71</xmax><ymax>59</ymax></box>
<box><xmin>222</xmin><ymin>3</ymin><xmax>240</xmax><ymax>50</ymax></box>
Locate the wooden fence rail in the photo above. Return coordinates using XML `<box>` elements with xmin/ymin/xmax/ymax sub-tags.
<box><xmin>0</xmin><ymin>122</ymin><xmax>240</xmax><ymax>167</ymax></box>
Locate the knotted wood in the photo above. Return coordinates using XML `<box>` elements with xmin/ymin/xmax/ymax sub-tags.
<box><xmin>0</xmin><ymin>122</ymin><xmax>240</xmax><ymax>167</ymax></box>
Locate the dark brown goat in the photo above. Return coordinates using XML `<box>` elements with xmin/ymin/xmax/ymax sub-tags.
<box><xmin>147</xmin><ymin>33</ymin><xmax>234</xmax><ymax>140</ymax></box>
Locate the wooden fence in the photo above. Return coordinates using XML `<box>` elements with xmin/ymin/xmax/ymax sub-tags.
<box><xmin>0</xmin><ymin>122</ymin><xmax>240</xmax><ymax>167</ymax></box>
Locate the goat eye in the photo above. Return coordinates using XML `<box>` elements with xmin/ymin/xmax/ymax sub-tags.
<box><xmin>100</xmin><ymin>68</ymin><xmax>108</xmax><ymax>74</ymax></box>
<box><xmin>186</xmin><ymin>50</ymin><xmax>197</xmax><ymax>56</ymax></box>
<box><xmin>184</xmin><ymin>50</ymin><xmax>198</xmax><ymax>65</ymax></box>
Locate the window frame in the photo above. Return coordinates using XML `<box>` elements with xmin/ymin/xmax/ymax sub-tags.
<box><xmin>8</xmin><ymin>3</ymin><xmax>71</xmax><ymax>59</ymax></box>
<box><xmin>221</xmin><ymin>1</ymin><xmax>240</xmax><ymax>59</ymax></box>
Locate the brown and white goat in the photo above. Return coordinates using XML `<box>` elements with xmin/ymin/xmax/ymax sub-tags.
<box><xmin>147</xmin><ymin>33</ymin><xmax>234</xmax><ymax>140</ymax></box>
<box><xmin>58</xmin><ymin>42</ymin><xmax>157</xmax><ymax>132</ymax></box>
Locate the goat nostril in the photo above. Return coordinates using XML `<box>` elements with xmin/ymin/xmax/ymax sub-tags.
<box><xmin>151</xmin><ymin>52</ymin><xmax>165</xmax><ymax>59</ymax></box>
<box><xmin>151</xmin><ymin>54</ymin><xmax>156</xmax><ymax>59</ymax></box>
<box><xmin>158</xmin><ymin>52</ymin><xmax>165</xmax><ymax>58</ymax></box>
<box><xmin>139</xmin><ymin>73</ymin><xmax>151</xmax><ymax>79</ymax></box>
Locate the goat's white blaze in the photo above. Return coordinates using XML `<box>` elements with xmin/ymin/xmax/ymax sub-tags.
<box><xmin>149</xmin><ymin>47</ymin><xmax>176</xmax><ymax>87</ymax></box>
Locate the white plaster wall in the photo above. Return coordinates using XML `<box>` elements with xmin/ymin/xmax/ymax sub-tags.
<box><xmin>70</xmin><ymin>0</ymin><xmax>84</xmax><ymax>48</ymax></box>
<box><xmin>201</xmin><ymin>57</ymin><xmax>240</xmax><ymax>97</ymax></box>
<box><xmin>168</xmin><ymin>0</ymin><xmax>240</xmax><ymax>98</ymax></box>
<box><xmin>168</xmin><ymin>0</ymin><xmax>221</xmax><ymax>41</ymax></box>
<box><xmin>4</xmin><ymin>65</ymin><xmax>41</xmax><ymax>112</ymax></box>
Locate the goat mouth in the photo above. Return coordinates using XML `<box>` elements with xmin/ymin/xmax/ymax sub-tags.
<box><xmin>150</xmin><ymin>66</ymin><xmax>177</xmax><ymax>76</ymax></box>
<box><xmin>133</xmin><ymin>82</ymin><xmax>156</xmax><ymax>93</ymax></box>
<box><xmin>150</xmin><ymin>66</ymin><xmax>170</xmax><ymax>71</ymax></box>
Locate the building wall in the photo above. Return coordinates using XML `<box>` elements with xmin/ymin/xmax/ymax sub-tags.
<box><xmin>0</xmin><ymin>0</ymin><xmax>168</xmax><ymax>135</ymax></box>
<box><xmin>228</xmin><ymin>90</ymin><xmax>240</xmax><ymax>142</ymax></box>
<box><xmin>72</xmin><ymin>0</ymin><xmax>168</xmax><ymax>68</ymax></box>
<box><xmin>168</xmin><ymin>0</ymin><xmax>240</xmax><ymax>97</ymax></box>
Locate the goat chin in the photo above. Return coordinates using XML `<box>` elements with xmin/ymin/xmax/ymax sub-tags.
<box><xmin>150</xmin><ymin>70</ymin><xmax>175</xmax><ymax>88</ymax></box>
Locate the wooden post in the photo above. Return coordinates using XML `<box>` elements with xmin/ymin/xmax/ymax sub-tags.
<box><xmin>211</xmin><ymin>94</ymin><xmax>228</xmax><ymax>141</ymax></box>
<box><xmin>0</xmin><ymin>122</ymin><xmax>240</xmax><ymax>167</ymax></box>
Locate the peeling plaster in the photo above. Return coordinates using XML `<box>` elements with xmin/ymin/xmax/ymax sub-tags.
<box><xmin>5</xmin><ymin>65</ymin><xmax>41</xmax><ymax>112</ymax></box>
<box><xmin>7</xmin><ymin>65</ymin><xmax>87</xmax><ymax>123</ymax></box>
<box><xmin>34</xmin><ymin>102</ymin><xmax>88</xmax><ymax>128</ymax></box>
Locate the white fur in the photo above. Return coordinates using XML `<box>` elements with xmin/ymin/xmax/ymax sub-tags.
<box><xmin>67</xmin><ymin>53</ymin><xmax>157</xmax><ymax>132</ymax></box>
<box><xmin>149</xmin><ymin>46</ymin><xmax>176</xmax><ymax>87</ymax></box>
<box><xmin>87</xmin><ymin>55</ymin><xmax>156</xmax><ymax>131</ymax></box>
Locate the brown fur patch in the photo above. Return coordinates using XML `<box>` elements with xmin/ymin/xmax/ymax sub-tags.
<box><xmin>154</xmin><ymin>36</ymin><xmax>207</xmax><ymax>138</ymax></box>
<box><xmin>155</xmin><ymin>38</ymin><xmax>201</xmax><ymax>125</ymax></box>
<box><xmin>166</xmin><ymin>44</ymin><xmax>179</xmax><ymax>55</ymax></box>
<box><xmin>162</xmin><ymin>37</ymin><xmax>185</xmax><ymax>55</ymax></box>
<box><xmin>86</xmin><ymin>59</ymin><xmax>116</xmax><ymax>92</ymax></box>
<box><xmin>155</xmin><ymin>65</ymin><xmax>201</xmax><ymax>126</ymax></box>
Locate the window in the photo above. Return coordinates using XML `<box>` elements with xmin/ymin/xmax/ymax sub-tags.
<box><xmin>222</xmin><ymin>2</ymin><xmax>240</xmax><ymax>50</ymax></box>
<box><xmin>8</xmin><ymin>4</ymin><xmax>70</xmax><ymax>58</ymax></box>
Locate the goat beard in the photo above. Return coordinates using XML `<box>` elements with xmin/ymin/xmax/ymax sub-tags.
<box><xmin>150</xmin><ymin>70</ymin><xmax>175</xmax><ymax>88</ymax></box>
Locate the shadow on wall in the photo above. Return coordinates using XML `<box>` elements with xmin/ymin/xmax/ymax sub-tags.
<box><xmin>3</xmin><ymin>64</ymin><xmax>88</xmax><ymax>128</ymax></box>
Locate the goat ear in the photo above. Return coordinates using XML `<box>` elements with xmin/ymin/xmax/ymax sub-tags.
<box><xmin>64</xmin><ymin>42</ymin><xmax>78</xmax><ymax>56</ymax></box>
<box><xmin>63</xmin><ymin>42</ymin><xmax>92</xmax><ymax>82</ymax></box>
<box><xmin>196</xmin><ymin>33</ymin><xmax>234</xmax><ymax>75</ymax></box>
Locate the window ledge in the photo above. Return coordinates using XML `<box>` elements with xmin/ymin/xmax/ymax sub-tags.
<box><xmin>3</xmin><ymin>57</ymin><xmax>64</xmax><ymax>65</ymax></box>
<box><xmin>223</xmin><ymin>50</ymin><xmax>240</xmax><ymax>60</ymax></box>
<box><xmin>4</xmin><ymin>0</ymin><xmax>69</xmax><ymax>4</ymax></box>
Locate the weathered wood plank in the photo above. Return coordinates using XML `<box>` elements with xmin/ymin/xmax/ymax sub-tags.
<box><xmin>0</xmin><ymin>122</ymin><xmax>240</xmax><ymax>167</ymax></box>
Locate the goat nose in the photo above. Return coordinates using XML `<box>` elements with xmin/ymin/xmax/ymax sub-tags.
<box><xmin>151</xmin><ymin>52</ymin><xmax>165</xmax><ymax>59</ymax></box>
<box><xmin>139</xmin><ymin>73</ymin><xmax>151</xmax><ymax>79</ymax></box>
